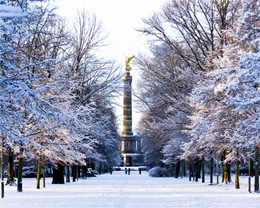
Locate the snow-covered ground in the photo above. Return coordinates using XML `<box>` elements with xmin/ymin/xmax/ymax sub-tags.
<box><xmin>1</xmin><ymin>171</ymin><xmax>259</xmax><ymax>208</ymax></box>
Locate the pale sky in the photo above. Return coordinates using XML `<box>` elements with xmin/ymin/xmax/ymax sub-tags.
<box><xmin>56</xmin><ymin>0</ymin><xmax>166</xmax><ymax>131</ymax></box>
<box><xmin>56</xmin><ymin>0</ymin><xmax>165</xmax><ymax>64</ymax></box>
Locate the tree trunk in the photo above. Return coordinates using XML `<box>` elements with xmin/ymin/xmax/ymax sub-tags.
<box><xmin>99</xmin><ymin>161</ymin><xmax>102</xmax><ymax>174</ymax></box>
<box><xmin>250</xmin><ymin>158</ymin><xmax>254</xmax><ymax>177</ymax></box>
<box><xmin>76</xmin><ymin>165</ymin><xmax>78</xmax><ymax>181</ymax></box>
<box><xmin>66</xmin><ymin>166</ymin><xmax>70</xmax><ymax>183</ymax></box>
<box><xmin>6</xmin><ymin>150</ymin><xmax>15</xmax><ymax>185</ymax></box>
<box><xmin>189</xmin><ymin>162</ymin><xmax>192</xmax><ymax>181</ymax></box>
<box><xmin>210</xmin><ymin>157</ymin><xmax>213</xmax><ymax>184</ymax></box>
<box><xmin>248</xmin><ymin>158</ymin><xmax>251</xmax><ymax>192</ymax></box>
<box><xmin>195</xmin><ymin>162</ymin><xmax>199</xmax><ymax>182</ymax></box>
<box><xmin>192</xmin><ymin>162</ymin><xmax>195</xmax><ymax>181</ymax></box>
<box><xmin>216</xmin><ymin>156</ymin><xmax>219</xmax><ymax>184</ymax></box>
<box><xmin>255</xmin><ymin>146</ymin><xmax>259</xmax><ymax>192</ymax></box>
<box><xmin>222</xmin><ymin>162</ymin><xmax>231</xmax><ymax>183</ymax></box>
<box><xmin>175</xmin><ymin>161</ymin><xmax>180</xmax><ymax>178</ymax></box>
<box><xmin>17</xmin><ymin>152</ymin><xmax>23</xmax><ymax>192</ymax></box>
<box><xmin>235</xmin><ymin>160</ymin><xmax>240</xmax><ymax>189</ymax></box>
<box><xmin>77</xmin><ymin>166</ymin><xmax>81</xmax><ymax>178</ymax></box>
<box><xmin>82</xmin><ymin>166</ymin><xmax>86</xmax><ymax>178</ymax></box>
<box><xmin>52</xmin><ymin>164</ymin><xmax>64</xmax><ymax>184</ymax></box>
<box><xmin>183</xmin><ymin>161</ymin><xmax>186</xmax><ymax>177</ymax></box>
<box><xmin>221</xmin><ymin>151</ymin><xmax>231</xmax><ymax>183</ymax></box>
<box><xmin>196</xmin><ymin>160</ymin><xmax>201</xmax><ymax>180</ymax></box>
<box><xmin>36</xmin><ymin>154</ymin><xmax>42</xmax><ymax>189</ymax></box>
<box><xmin>202</xmin><ymin>159</ymin><xmax>205</xmax><ymax>183</ymax></box>
<box><xmin>72</xmin><ymin>165</ymin><xmax>76</xmax><ymax>182</ymax></box>
<box><xmin>42</xmin><ymin>171</ymin><xmax>45</xmax><ymax>188</ymax></box>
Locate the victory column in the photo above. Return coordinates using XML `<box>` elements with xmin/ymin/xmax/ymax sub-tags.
<box><xmin>120</xmin><ymin>56</ymin><xmax>143</xmax><ymax>167</ymax></box>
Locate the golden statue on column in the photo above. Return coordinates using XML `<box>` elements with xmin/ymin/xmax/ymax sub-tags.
<box><xmin>125</xmin><ymin>56</ymin><xmax>135</xmax><ymax>71</ymax></box>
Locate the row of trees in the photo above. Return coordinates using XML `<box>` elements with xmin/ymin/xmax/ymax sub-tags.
<box><xmin>135</xmin><ymin>0</ymin><xmax>260</xmax><ymax>190</ymax></box>
<box><xmin>1</xmin><ymin>0</ymin><xmax>122</xmax><ymax>187</ymax></box>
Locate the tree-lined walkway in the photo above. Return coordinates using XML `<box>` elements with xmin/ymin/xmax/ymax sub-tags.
<box><xmin>2</xmin><ymin>171</ymin><xmax>259</xmax><ymax>207</ymax></box>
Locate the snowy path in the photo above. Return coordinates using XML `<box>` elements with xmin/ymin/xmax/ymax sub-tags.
<box><xmin>1</xmin><ymin>171</ymin><xmax>259</xmax><ymax>208</ymax></box>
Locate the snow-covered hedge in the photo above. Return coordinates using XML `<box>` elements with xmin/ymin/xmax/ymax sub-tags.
<box><xmin>148</xmin><ymin>167</ymin><xmax>173</xmax><ymax>177</ymax></box>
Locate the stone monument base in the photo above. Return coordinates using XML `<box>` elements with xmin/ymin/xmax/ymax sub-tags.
<box><xmin>121</xmin><ymin>153</ymin><xmax>144</xmax><ymax>167</ymax></box>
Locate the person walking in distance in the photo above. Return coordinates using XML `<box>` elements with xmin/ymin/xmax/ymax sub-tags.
<box><xmin>138</xmin><ymin>167</ymin><xmax>141</xmax><ymax>175</ymax></box>
<box><xmin>125</xmin><ymin>167</ymin><xmax>127</xmax><ymax>174</ymax></box>
<box><xmin>128</xmin><ymin>168</ymin><xmax>131</xmax><ymax>175</ymax></box>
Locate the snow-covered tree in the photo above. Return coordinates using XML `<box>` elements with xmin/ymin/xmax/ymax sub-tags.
<box><xmin>1</xmin><ymin>1</ymin><xmax>122</xmax><ymax>185</ymax></box>
<box><xmin>134</xmin><ymin>46</ymin><xmax>193</xmax><ymax>167</ymax></box>
<box><xmin>0</xmin><ymin>0</ymin><xmax>90</xmax><ymax>185</ymax></box>
<box><xmin>182</xmin><ymin>51</ymin><xmax>260</xmax><ymax>182</ymax></box>
<box><xmin>181</xmin><ymin>0</ymin><xmax>260</xmax><ymax>185</ymax></box>
<box><xmin>136</xmin><ymin>1</ymin><xmax>260</xmax><ymax>182</ymax></box>
<box><xmin>63</xmin><ymin>9</ymin><xmax>122</xmax><ymax>169</ymax></box>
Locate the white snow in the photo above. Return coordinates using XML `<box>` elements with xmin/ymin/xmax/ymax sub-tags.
<box><xmin>1</xmin><ymin>171</ymin><xmax>259</xmax><ymax>208</ymax></box>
